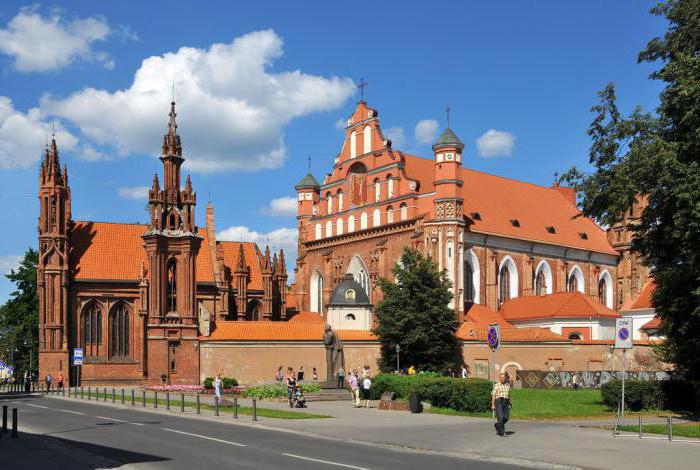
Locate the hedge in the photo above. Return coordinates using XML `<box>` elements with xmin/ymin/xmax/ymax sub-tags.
<box><xmin>601</xmin><ymin>380</ymin><xmax>698</xmax><ymax>411</ymax></box>
<box><xmin>370</xmin><ymin>374</ymin><xmax>492</xmax><ymax>412</ymax></box>
<box><xmin>203</xmin><ymin>377</ymin><xmax>238</xmax><ymax>390</ymax></box>
<box><xmin>243</xmin><ymin>383</ymin><xmax>322</xmax><ymax>400</ymax></box>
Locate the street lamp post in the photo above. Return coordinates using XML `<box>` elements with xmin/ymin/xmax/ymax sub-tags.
<box><xmin>395</xmin><ymin>344</ymin><xmax>401</xmax><ymax>373</ymax></box>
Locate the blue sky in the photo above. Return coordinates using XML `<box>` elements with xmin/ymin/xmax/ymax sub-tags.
<box><xmin>0</xmin><ymin>1</ymin><xmax>666</xmax><ymax>301</ymax></box>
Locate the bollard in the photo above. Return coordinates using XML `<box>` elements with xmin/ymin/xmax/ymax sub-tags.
<box><xmin>639</xmin><ymin>415</ymin><xmax>643</xmax><ymax>438</ymax></box>
<box><xmin>252</xmin><ymin>398</ymin><xmax>257</xmax><ymax>421</ymax></box>
<box><xmin>154</xmin><ymin>391</ymin><xmax>158</xmax><ymax>408</ymax></box>
<box><xmin>88</xmin><ymin>386</ymin><xmax>91</xmax><ymax>400</ymax></box>
<box><xmin>166</xmin><ymin>392</ymin><xmax>170</xmax><ymax>411</ymax></box>
<box><xmin>214</xmin><ymin>396</ymin><xmax>219</xmax><ymax>416</ymax></box>
<box><xmin>668</xmin><ymin>417</ymin><xmax>673</xmax><ymax>441</ymax></box>
<box><xmin>180</xmin><ymin>394</ymin><xmax>184</xmax><ymax>413</ymax></box>
<box><xmin>121</xmin><ymin>389</ymin><xmax>125</xmax><ymax>405</ymax></box>
<box><xmin>2</xmin><ymin>405</ymin><xmax>7</xmax><ymax>433</ymax></box>
<box><xmin>112</xmin><ymin>388</ymin><xmax>116</xmax><ymax>404</ymax></box>
<box><xmin>62</xmin><ymin>386</ymin><xmax>65</xmax><ymax>397</ymax></box>
<box><xmin>233</xmin><ymin>397</ymin><xmax>238</xmax><ymax>419</ymax></box>
<box><xmin>11</xmin><ymin>408</ymin><xmax>17</xmax><ymax>438</ymax></box>
<box><xmin>142</xmin><ymin>390</ymin><xmax>146</xmax><ymax>407</ymax></box>
<box><xmin>67</xmin><ymin>386</ymin><xmax>71</xmax><ymax>397</ymax></box>
<box><xmin>131</xmin><ymin>389</ymin><xmax>135</xmax><ymax>406</ymax></box>
<box><xmin>196</xmin><ymin>395</ymin><xmax>200</xmax><ymax>414</ymax></box>
<box><xmin>81</xmin><ymin>387</ymin><xmax>84</xmax><ymax>399</ymax></box>
<box><xmin>104</xmin><ymin>388</ymin><xmax>107</xmax><ymax>402</ymax></box>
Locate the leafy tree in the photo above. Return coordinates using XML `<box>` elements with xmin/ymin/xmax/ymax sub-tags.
<box><xmin>561</xmin><ymin>1</ymin><xmax>700</xmax><ymax>379</ymax></box>
<box><xmin>0</xmin><ymin>248</ymin><xmax>39</xmax><ymax>379</ymax></box>
<box><xmin>372</xmin><ymin>247</ymin><xmax>460</xmax><ymax>372</ymax></box>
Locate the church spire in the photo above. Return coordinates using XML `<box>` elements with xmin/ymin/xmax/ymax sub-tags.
<box><xmin>162</xmin><ymin>101</ymin><xmax>182</xmax><ymax>157</ymax></box>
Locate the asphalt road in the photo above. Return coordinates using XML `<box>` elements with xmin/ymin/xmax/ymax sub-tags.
<box><xmin>0</xmin><ymin>393</ymin><xmax>525</xmax><ymax>470</ymax></box>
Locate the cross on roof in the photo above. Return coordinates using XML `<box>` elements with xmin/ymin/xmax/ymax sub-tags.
<box><xmin>307</xmin><ymin>155</ymin><xmax>311</xmax><ymax>172</ymax></box>
<box><xmin>445</xmin><ymin>106</ymin><xmax>451</xmax><ymax>128</ymax></box>
<box><xmin>358</xmin><ymin>78</ymin><xmax>368</xmax><ymax>102</ymax></box>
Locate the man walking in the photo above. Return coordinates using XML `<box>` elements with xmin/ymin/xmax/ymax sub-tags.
<box><xmin>45</xmin><ymin>373</ymin><xmax>52</xmax><ymax>393</ymax></box>
<box><xmin>491</xmin><ymin>373</ymin><xmax>512</xmax><ymax>437</ymax></box>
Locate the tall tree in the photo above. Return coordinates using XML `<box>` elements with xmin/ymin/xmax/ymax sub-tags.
<box><xmin>0</xmin><ymin>248</ymin><xmax>39</xmax><ymax>378</ymax></box>
<box><xmin>372</xmin><ymin>247</ymin><xmax>460</xmax><ymax>372</ymax></box>
<box><xmin>561</xmin><ymin>0</ymin><xmax>700</xmax><ymax>379</ymax></box>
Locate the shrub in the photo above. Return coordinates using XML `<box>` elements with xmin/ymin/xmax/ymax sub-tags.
<box><xmin>243</xmin><ymin>383</ymin><xmax>321</xmax><ymax>400</ymax></box>
<box><xmin>601</xmin><ymin>379</ymin><xmax>698</xmax><ymax>411</ymax></box>
<box><xmin>370</xmin><ymin>373</ymin><xmax>491</xmax><ymax>412</ymax></box>
<box><xmin>203</xmin><ymin>377</ymin><xmax>213</xmax><ymax>390</ymax></box>
<box><xmin>203</xmin><ymin>377</ymin><xmax>238</xmax><ymax>390</ymax></box>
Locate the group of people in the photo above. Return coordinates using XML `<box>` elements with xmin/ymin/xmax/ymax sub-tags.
<box><xmin>344</xmin><ymin>366</ymin><xmax>372</xmax><ymax>408</ymax></box>
<box><xmin>281</xmin><ymin>367</ymin><xmax>308</xmax><ymax>408</ymax></box>
<box><xmin>44</xmin><ymin>372</ymin><xmax>64</xmax><ymax>392</ymax></box>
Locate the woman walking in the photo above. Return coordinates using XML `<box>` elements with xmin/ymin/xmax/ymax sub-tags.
<box><xmin>286</xmin><ymin>369</ymin><xmax>297</xmax><ymax>408</ymax></box>
<box><xmin>297</xmin><ymin>365</ymin><xmax>305</xmax><ymax>384</ymax></box>
<box><xmin>214</xmin><ymin>374</ymin><xmax>222</xmax><ymax>400</ymax></box>
<box><xmin>312</xmin><ymin>367</ymin><xmax>318</xmax><ymax>383</ymax></box>
<box><xmin>348</xmin><ymin>370</ymin><xmax>360</xmax><ymax>408</ymax></box>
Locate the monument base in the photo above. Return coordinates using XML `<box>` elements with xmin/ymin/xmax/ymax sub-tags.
<box><xmin>320</xmin><ymin>380</ymin><xmax>347</xmax><ymax>390</ymax></box>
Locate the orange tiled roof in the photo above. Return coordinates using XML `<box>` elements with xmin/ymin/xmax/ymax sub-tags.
<box><xmin>288</xmin><ymin>311</ymin><xmax>324</xmax><ymax>323</ymax></box>
<box><xmin>336</xmin><ymin>330</ymin><xmax>378</xmax><ymax>341</ymax></box>
<box><xmin>499</xmin><ymin>292</ymin><xmax>620</xmax><ymax>321</ymax></box>
<box><xmin>641</xmin><ymin>316</ymin><xmax>661</xmax><ymax>330</ymax></box>
<box><xmin>206</xmin><ymin>321</ymin><xmax>325</xmax><ymax>341</ymax></box>
<box><xmin>69</xmin><ymin>221</ymin><xmax>261</xmax><ymax>288</ymax></box>
<box><xmin>456</xmin><ymin>322</ymin><xmax>566</xmax><ymax>342</ymax></box>
<box><xmin>464</xmin><ymin>303</ymin><xmax>514</xmax><ymax>328</ymax></box>
<box><xmin>623</xmin><ymin>280</ymin><xmax>656</xmax><ymax>310</ymax></box>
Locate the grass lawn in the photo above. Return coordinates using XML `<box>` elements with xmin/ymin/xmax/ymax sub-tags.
<box><xmin>63</xmin><ymin>391</ymin><xmax>329</xmax><ymax>419</ymax></box>
<box><xmin>432</xmin><ymin>388</ymin><xmax>672</xmax><ymax>420</ymax></box>
<box><xmin>618</xmin><ymin>423</ymin><xmax>700</xmax><ymax>439</ymax></box>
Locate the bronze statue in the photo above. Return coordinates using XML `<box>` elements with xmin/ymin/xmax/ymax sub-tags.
<box><xmin>323</xmin><ymin>324</ymin><xmax>344</xmax><ymax>384</ymax></box>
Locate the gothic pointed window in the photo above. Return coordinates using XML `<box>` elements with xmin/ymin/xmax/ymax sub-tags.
<box><xmin>465</xmin><ymin>261</ymin><xmax>474</xmax><ymax>303</ymax></box>
<box><xmin>110</xmin><ymin>303</ymin><xmax>130</xmax><ymax>358</ymax></box>
<box><xmin>166</xmin><ymin>259</ymin><xmax>177</xmax><ymax>312</ymax></box>
<box><xmin>535</xmin><ymin>270</ymin><xmax>546</xmax><ymax>296</ymax></box>
<box><xmin>598</xmin><ymin>278</ymin><xmax>607</xmax><ymax>306</ymax></box>
<box><xmin>82</xmin><ymin>302</ymin><xmax>102</xmax><ymax>355</ymax></box>
<box><xmin>499</xmin><ymin>265</ymin><xmax>511</xmax><ymax>306</ymax></box>
<box><xmin>374</xmin><ymin>178</ymin><xmax>381</xmax><ymax>202</ymax></box>
<box><xmin>568</xmin><ymin>274</ymin><xmax>578</xmax><ymax>293</ymax></box>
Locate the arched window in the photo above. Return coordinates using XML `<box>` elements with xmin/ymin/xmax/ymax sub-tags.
<box><xmin>325</xmin><ymin>221</ymin><xmax>333</xmax><ymax>238</ymax></box>
<box><xmin>166</xmin><ymin>259</ymin><xmax>177</xmax><ymax>312</ymax></box>
<box><xmin>82</xmin><ymin>301</ymin><xmax>102</xmax><ymax>351</ymax></box>
<box><xmin>345</xmin><ymin>313</ymin><xmax>356</xmax><ymax>321</ymax></box>
<box><xmin>498</xmin><ymin>256</ymin><xmax>518</xmax><ymax>306</ymax></box>
<box><xmin>350</xmin><ymin>131</ymin><xmax>357</xmax><ymax>158</ymax></box>
<box><xmin>598</xmin><ymin>270</ymin><xmax>613</xmax><ymax>308</ymax></box>
<box><xmin>568</xmin><ymin>275</ymin><xmax>578</xmax><ymax>293</ymax></box>
<box><xmin>348</xmin><ymin>215</ymin><xmax>356</xmax><ymax>233</ymax></box>
<box><xmin>373</xmin><ymin>209</ymin><xmax>381</xmax><ymax>227</ymax></box>
<box><xmin>387</xmin><ymin>175</ymin><xmax>394</xmax><ymax>198</ymax></box>
<box><xmin>326</xmin><ymin>192</ymin><xmax>333</xmax><ymax>214</ymax></box>
<box><xmin>315</xmin><ymin>223</ymin><xmax>322</xmax><ymax>240</ymax></box>
<box><xmin>310</xmin><ymin>270</ymin><xmax>324</xmax><ymax>314</ymax></box>
<box><xmin>360</xmin><ymin>212</ymin><xmax>368</xmax><ymax>230</ymax></box>
<box><xmin>246</xmin><ymin>300</ymin><xmax>261</xmax><ymax>321</ymax></box>
<box><xmin>386</xmin><ymin>206</ymin><xmax>394</xmax><ymax>224</ymax></box>
<box><xmin>337</xmin><ymin>190</ymin><xmax>344</xmax><ymax>212</ymax></box>
<box><xmin>400</xmin><ymin>203</ymin><xmax>408</xmax><ymax>221</ymax></box>
<box><xmin>464</xmin><ymin>249</ymin><xmax>480</xmax><ymax>304</ymax></box>
<box><xmin>568</xmin><ymin>266</ymin><xmax>585</xmax><ymax>293</ymax></box>
<box><xmin>336</xmin><ymin>218</ymin><xmax>344</xmax><ymax>235</ymax></box>
<box><xmin>109</xmin><ymin>303</ymin><xmax>130</xmax><ymax>357</ymax></box>
<box><xmin>374</xmin><ymin>178</ymin><xmax>381</xmax><ymax>202</ymax></box>
<box><xmin>363</xmin><ymin>125</ymin><xmax>371</xmax><ymax>154</ymax></box>
<box><xmin>347</xmin><ymin>255</ymin><xmax>371</xmax><ymax>300</ymax></box>
<box><xmin>568</xmin><ymin>332</ymin><xmax>582</xmax><ymax>341</ymax></box>
<box><xmin>345</xmin><ymin>289</ymin><xmax>356</xmax><ymax>301</ymax></box>
<box><xmin>534</xmin><ymin>260</ymin><xmax>552</xmax><ymax>295</ymax></box>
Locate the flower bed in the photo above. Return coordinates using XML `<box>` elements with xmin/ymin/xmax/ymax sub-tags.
<box><xmin>146</xmin><ymin>384</ymin><xmax>205</xmax><ymax>393</ymax></box>
<box><xmin>201</xmin><ymin>386</ymin><xmax>245</xmax><ymax>395</ymax></box>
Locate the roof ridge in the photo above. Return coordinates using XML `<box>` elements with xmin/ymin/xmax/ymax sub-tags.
<box><xmin>73</xmin><ymin>219</ymin><xmax>148</xmax><ymax>227</ymax></box>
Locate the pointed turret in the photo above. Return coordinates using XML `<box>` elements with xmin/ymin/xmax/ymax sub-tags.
<box><xmin>163</xmin><ymin>101</ymin><xmax>182</xmax><ymax>157</ymax></box>
<box><xmin>278</xmin><ymin>249</ymin><xmax>287</xmax><ymax>275</ymax></box>
<box><xmin>263</xmin><ymin>245</ymin><xmax>272</xmax><ymax>272</ymax></box>
<box><xmin>236</xmin><ymin>243</ymin><xmax>248</xmax><ymax>273</ymax></box>
<box><xmin>185</xmin><ymin>174</ymin><xmax>192</xmax><ymax>193</ymax></box>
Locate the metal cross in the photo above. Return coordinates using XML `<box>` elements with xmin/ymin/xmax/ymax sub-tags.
<box><xmin>445</xmin><ymin>106</ymin><xmax>451</xmax><ymax>128</ymax></box>
<box><xmin>307</xmin><ymin>155</ymin><xmax>311</xmax><ymax>172</ymax></box>
<box><xmin>358</xmin><ymin>78</ymin><xmax>368</xmax><ymax>102</ymax></box>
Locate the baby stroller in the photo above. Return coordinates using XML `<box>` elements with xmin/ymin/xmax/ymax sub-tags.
<box><xmin>293</xmin><ymin>387</ymin><xmax>307</xmax><ymax>408</ymax></box>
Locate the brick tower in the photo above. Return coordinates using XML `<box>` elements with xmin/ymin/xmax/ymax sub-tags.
<box><xmin>38</xmin><ymin>137</ymin><xmax>72</xmax><ymax>381</ymax></box>
<box><xmin>142</xmin><ymin>101</ymin><xmax>202</xmax><ymax>384</ymax></box>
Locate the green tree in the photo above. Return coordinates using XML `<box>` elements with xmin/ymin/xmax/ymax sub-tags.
<box><xmin>561</xmin><ymin>1</ymin><xmax>700</xmax><ymax>379</ymax></box>
<box><xmin>0</xmin><ymin>248</ymin><xmax>39</xmax><ymax>379</ymax></box>
<box><xmin>372</xmin><ymin>247</ymin><xmax>460</xmax><ymax>372</ymax></box>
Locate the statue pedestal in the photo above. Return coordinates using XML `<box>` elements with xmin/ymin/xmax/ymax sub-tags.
<box><xmin>320</xmin><ymin>380</ymin><xmax>346</xmax><ymax>390</ymax></box>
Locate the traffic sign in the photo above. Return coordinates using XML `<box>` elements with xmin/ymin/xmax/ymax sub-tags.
<box><xmin>487</xmin><ymin>324</ymin><xmax>500</xmax><ymax>351</ymax></box>
<box><xmin>615</xmin><ymin>318</ymin><xmax>633</xmax><ymax>349</ymax></box>
<box><xmin>73</xmin><ymin>348</ymin><xmax>84</xmax><ymax>366</ymax></box>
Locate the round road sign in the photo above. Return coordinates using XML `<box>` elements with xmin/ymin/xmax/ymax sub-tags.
<box><xmin>487</xmin><ymin>326</ymin><xmax>499</xmax><ymax>349</ymax></box>
<box><xmin>618</xmin><ymin>327</ymin><xmax>630</xmax><ymax>341</ymax></box>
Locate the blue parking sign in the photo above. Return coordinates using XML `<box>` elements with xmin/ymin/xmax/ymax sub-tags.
<box><xmin>73</xmin><ymin>348</ymin><xmax>84</xmax><ymax>365</ymax></box>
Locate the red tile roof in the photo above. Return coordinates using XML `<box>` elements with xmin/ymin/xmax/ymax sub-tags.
<box><xmin>623</xmin><ymin>280</ymin><xmax>656</xmax><ymax>310</ymax></box>
<box><xmin>219</xmin><ymin>240</ymin><xmax>263</xmax><ymax>290</ymax></box>
<box><xmin>499</xmin><ymin>292</ymin><xmax>620</xmax><ymax>321</ymax></box>
<box><xmin>641</xmin><ymin>316</ymin><xmax>661</xmax><ymax>330</ymax></box>
<box><xmin>456</xmin><ymin>322</ymin><xmax>566</xmax><ymax>342</ymax></box>
<box><xmin>288</xmin><ymin>311</ymin><xmax>324</xmax><ymax>323</ymax></box>
<box><xmin>203</xmin><ymin>320</ymin><xmax>376</xmax><ymax>341</ymax></box>
<box><xmin>464</xmin><ymin>303</ymin><xmax>514</xmax><ymax>328</ymax></box>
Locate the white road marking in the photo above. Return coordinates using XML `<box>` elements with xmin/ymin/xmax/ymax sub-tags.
<box><xmin>97</xmin><ymin>416</ymin><xmax>127</xmax><ymax>423</ymax></box>
<box><xmin>162</xmin><ymin>428</ymin><xmax>246</xmax><ymax>447</ymax></box>
<box><xmin>26</xmin><ymin>404</ymin><xmax>49</xmax><ymax>409</ymax></box>
<box><xmin>281</xmin><ymin>453</ymin><xmax>371</xmax><ymax>470</ymax></box>
<box><xmin>57</xmin><ymin>409</ymin><xmax>85</xmax><ymax>415</ymax></box>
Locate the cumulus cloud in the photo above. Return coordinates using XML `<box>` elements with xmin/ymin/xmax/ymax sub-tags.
<box><xmin>0</xmin><ymin>7</ymin><xmax>112</xmax><ymax>72</ymax></box>
<box><xmin>218</xmin><ymin>225</ymin><xmax>298</xmax><ymax>280</ymax></box>
<box><xmin>0</xmin><ymin>254</ymin><xmax>22</xmax><ymax>275</ymax></box>
<box><xmin>384</xmin><ymin>126</ymin><xmax>406</xmax><ymax>149</ymax></box>
<box><xmin>475</xmin><ymin>129</ymin><xmax>516</xmax><ymax>158</ymax></box>
<box><xmin>41</xmin><ymin>30</ymin><xmax>355</xmax><ymax>172</ymax></box>
<box><xmin>335</xmin><ymin>118</ymin><xmax>347</xmax><ymax>130</ymax></box>
<box><xmin>414</xmin><ymin>119</ymin><xmax>439</xmax><ymax>144</ymax></box>
<box><xmin>118</xmin><ymin>186</ymin><xmax>149</xmax><ymax>200</ymax></box>
<box><xmin>261</xmin><ymin>196</ymin><xmax>297</xmax><ymax>217</ymax></box>
<box><xmin>0</xmin><ymin>97</ymin><xmax>78</xmax><ymax>169</ymax></box>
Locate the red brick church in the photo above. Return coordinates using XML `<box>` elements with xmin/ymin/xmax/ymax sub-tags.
<box><xmin>38</xmin><ymin>102</ymin><xmax>288</xmax><ymax>385</ymax></box>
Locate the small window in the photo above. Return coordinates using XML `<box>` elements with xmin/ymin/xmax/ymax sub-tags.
<box><xmin>510</xmin><ymin>219</ymin><xmax>520</xmax><ymax>227</ymax></box>
<box><xmin>345</xmin><ymin>289</ymin><xmax>356</xmax><ymax>301</ymax></box>
<box><xmin>471</xmin><ymin>212</ymin><xmax>481</xmax><ymax>221</ymax></box>
<box><xmin>345</xmin><ymin>314</ymin><xmax>356</xmax><ymax>321</ymax></box>
<box><xmin>568</xmin><ymin>332</ymin><xmax>582</xmax><ymax>341</ymax></box>
<box><xmin>579</xmin><ymin>232</ymin><xmax>588</xmax><ymax>240</ymax></box>
<box><xmin>546</xmin><ymin>226</ymin><xmax>556</xmax><ymax>234</ymax></box>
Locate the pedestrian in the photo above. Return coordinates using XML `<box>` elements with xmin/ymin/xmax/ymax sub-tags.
<box><xmin>348</xmin><ymin>370</ymin><xmax>360</xmax><ymax>407</ymax></box>
<box><xmin>336</xmin><ymin>366</ymin><xmax>345</xmax><ymax>389</ymax></box>
<box><xmin>408</xmin><ymin>365</ymin><xmax>416</xmax><ymax>375</ymax></box>
<box><xmin>312</xmin><ymin>367</ymin><xmax>318</xmax><ymax>383</ymax></box>
<box><xmin>56</xmin><ymin>372</ymin><xmax>64</xmax><ymax>392</ymax></box>
<box><xmin>461</xmin><ymin>365</ymin><xmax>468</xmax><ymax>379</ymax></box>
<box><xmin>361</xmin><ymin>374</ymin><xmax>372</xmax><ymax>408</ymax></box>
<box><xmin>491</xmin><ymin>373</ymin><xmax>512</xmax><ymax>437</ymax></box>
<box><xmin>286</xmin><ymin>370</ymin><xmax>297</xmax><ymax>408</ymax></box>
<box><xmin>572</xmin><ymin>373</ymin><xmax>579</xmax><ymax>391</ymax></box>
<box><xmin>214</xmin><ymin>373</ymin><xmax>222</xmax><ymax>400</ymax></box>
<box><xmin>362</xmin><ymin>365</ymin><xmax>370</xmax><ymax>379</ymax></box>
<box><xmin>45</xmin><ymin>373</ymin><xmax>52</xmax><ymax>392</ymax></box>
<box><xmin>297</xmin><ymin>365</ymin><xmax>305</xmax><ymax>384</ymax></box>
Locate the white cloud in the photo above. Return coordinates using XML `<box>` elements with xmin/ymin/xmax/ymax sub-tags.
<box><xmin>118</xmin><ymin>186</ymin><xmax>149</xmax><ymax>200</ymax></box>
<box><xmin>0</xmin><ymin>96</ymin><xmax>78</xmax><ymax>169</ymax></box>
<box><xmin>41</xmin><ymin>30</ymin><xmax>355</xmax><ymax>172</ymax></box>
<box><xmin>0</xmin><ymin>255</ymin><xmax>22</xmax><ymax>275</ymax></box>
<box><xmin>335</xmin><ymin>118</ymin><xmax>347</xmax><ymax>130</ymax></box>
<box><xmin>414</xmin><ymin>119</ymin><xmax>439</xmax><ymax>144</ymax></box>
<box><xmin>475</xmin><ymin>129</ymin><xmax>516</xmax><ymax>158</ymax></box>
<box><xmin>0</xmin><ymin>7</ymin><xmax>112</xmax><ymax>72</ymax></box>
<box><xmin>217</xmin><ymin>225</ymin><xmax>298</xmax><ymax>281</ymax></box>
<box><xmin>261</xmin><ymin>196</ymin><xmax>297</xmax><ymax>217</ymax></box>
<box><xmin>384</xmin><ymin>126</ymin><xmax>406</xmax><ymax>149</ymax></box>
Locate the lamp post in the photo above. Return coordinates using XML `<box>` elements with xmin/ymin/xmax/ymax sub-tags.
<box><xmin>395</xmin><ymin>344</ymin><xmax>401</xmax><ymax>373</ymax></box>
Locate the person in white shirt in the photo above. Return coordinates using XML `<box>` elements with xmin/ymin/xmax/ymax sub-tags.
<box><xmin>362</xmin><ymin>376</ymin><xmax>372</xmax><ymax>408</ymax></box>
<box><xmin>461</xmin><ymin>366</ymin><xmax>468</xmax><ymax>379</ymax></box>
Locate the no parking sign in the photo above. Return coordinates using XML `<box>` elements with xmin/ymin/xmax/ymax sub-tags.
<box><xmin>615</xmin><ymin>318</ymin><xmax>633</xmax><ymax>349</ymax></box>
<box><xmin>487</xmin><ymin>324</ymin><xmax>500</xmax><ymax>351</ymax></box>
